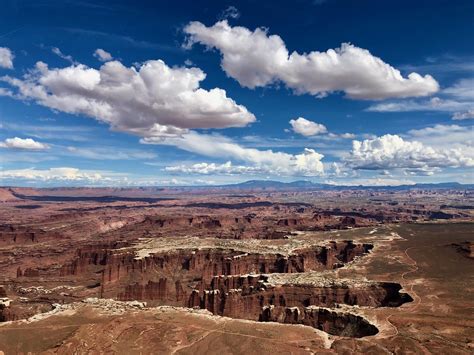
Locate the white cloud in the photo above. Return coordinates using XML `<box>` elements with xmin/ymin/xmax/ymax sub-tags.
<box><xmin>407</xmin><ymin>124</ymin><xmax>468</xmax><ymax>137</ymax></box>
<box><xmin>325</xmin><ymin>177</ymin><xmax>416</xmax><ymax>186</ymax></box>
<box><xmin>367</xmin><ymin>97</ymin><xmax>472</xmax><ymax>113</ymax></box>
<box><xmin>1</xmin><ymin>122</ymin><xmax>94</xmax><ymax>142</ymax></box>
<box><xmin>0</xmin><ymin>47</ymin><xmax>14</xmax><ymax>69</ymax></box>
<box><xmin>346</xmin><ymin>134</ymin><xmax>474</xmax><ymax>173</ymax></box>
<box><xmin>289</xmin><ymin>117</ymin><xmax>327</xmax><ymax>136</ymax></box>
<box><xmin>326</xmin><ymin>162</ymin><xmax>355</xmax><ymax>178</ymax></box>
<box><xmin>404</xmin><ymin>167</ymin><xmax>441</xmax><ymax>176</ymax></box>
<box><xmin>93</xmin><ymin>48</ymin><xmax>113</xmax><ymax>62</ymax></box>
<box><xmin>367</xmin><ymin>78</ymin><xmax>474</xmax><ymax>120</ymax></box>
<box><xmin>184</xmin><ymin>20</ymin><xmax>438</xmax><ymax>100</ymax></box>
<box><xmin>399</xmin><ymin>55</ymin><xmax>474</xmax><ymax>75</ymax></box>
<box><xmin>452</xmin><ymin>109</ymin><xmax>474</xmax><ymax>120</ymax></box>
<box><xmin>403</xmin><ymin>124</ymin><xmax>473</xmax><ymax>176</ymax></box>
<box><xmin>0</xmin><ymin>137</ymin><xmax>49</xmax><ymax>150</ymax></box>
<box><xmin>287</xmin><ymin>117</ymin><xmax>353</xmax><ymax>141</ymax></box>
<box><xmin>164</xmin><ymin>155</ymin><xmax>322</xmax><ymax>176</ymax></box>
<box><xmin>218</xmin><ymin>6</ymin><xmax>240</xmax><ymax>20</ymax></box>
<box><xmin>0</xmin><ymin>166</ymin><xmax>220</xmax><ymax>186</ymax></box>
<box><xmin>406</xmin><ymin>124</ymin><xmax>473</xmax><ymax>148</ymax></box>
<box><xmin>328</xmin><ymin>132</ymin><xmax>356</xmax><ymax>139</ymax></box>
<box><xmin>0</xmin><ymin>59</ymin><xmax>255</xmax><ymax>136</ymax></box>
<box><xmin>165</xmin><ymin>161</ymin><xmax>264</xmax><ymax>175</ymax></box>
<box><xmin>0</xmin><ymin>167</ymin><xmax>106</xmax><ymax>182</ymax></box>
<box><xmin>52</xmin><ymin>47</ymin><xmax>78</xmax><ymax>65</ymax></box>
<box><xmin>443</xmin><ymin>78</ymin><xmax>474</xmax><ymax>100</ymax></box>
<box><xmin>66</xmin><ymin>146</ymin><xmax>156</xmax><ymax>160</ymax></box>
<box><xmin>193</xmin><ymin>179</ymin><xmax>217</xmax><ymax>185</ymax></box>
<box><xmin>142</xmin><ymin>131</ymin><xmax>325</xmax><ymax>176</ymax></box>
<box><xmin>340</xmin><ymin>133</ymin><xmax>356</xmax><ymax>139</ymax></box>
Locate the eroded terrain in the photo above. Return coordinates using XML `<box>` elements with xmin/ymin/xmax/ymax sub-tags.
<box><xmin>0</xmin><ymin>186</ymin><xmax>473</xmax><ymax>354</ymax></box>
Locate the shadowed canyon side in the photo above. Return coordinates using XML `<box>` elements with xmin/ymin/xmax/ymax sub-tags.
<box><xmin>0</xmin><ymin>187</ymin><xmax>472</xmax><ymax>353</ymax></box>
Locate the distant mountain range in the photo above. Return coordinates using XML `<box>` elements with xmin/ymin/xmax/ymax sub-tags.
<box><xmin>221</xmin><ymin>180</ymin><xmax>474</xmax><ymax>190</ymax></box>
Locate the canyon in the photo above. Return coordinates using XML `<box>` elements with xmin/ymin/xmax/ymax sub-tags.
<box><xmin>0</xmin><ymin>186</ymin><xmax>472</xmax><ymax>353</ymax></box>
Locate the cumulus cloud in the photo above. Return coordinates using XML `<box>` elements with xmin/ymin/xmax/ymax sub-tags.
<box><xmin>0</xmin><ymin>137</ymin><xmax>49</xmax><ymax>150</ymax></box>
<box><xmin>183</xmin><ymin>20</ymin><xmax>439</xmax><ymax>100</ymax></box>
<box><xmin>93</xmin><ymin>48</ymin><xmax>113</xmax><ymax>62</ymax></box>
<box><xmin>0</xmin><ymin>59</ymin><xmax>255</xmax><ymax>135</ymax></box>
<box><xmin>0</xmin><ymin>47</ymin><xmax>14</xmax><ymax>69</ymax></box>
<box><xmin>143</xmin><ymin>131</ymin><xmax>325</xmax><ymax>176</ymax></box>
<box><xmin>287</xmin><ymin>117</ymin><xmax>353</xmax><ymax>140</ymax></box>
<box><xmin>289</xmin><ymin>117</ymin><xmax>327</xmax><ymax>136</ymax></box>
<box><xmin>346</xmin><ymin>134</ymin><xmax>474</xmax><ymax>173</ymax></box>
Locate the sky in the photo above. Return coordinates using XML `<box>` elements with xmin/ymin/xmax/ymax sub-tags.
<box><xmin>0</xmin><ymin>0</ymin><xmax>473</xmax><ymax>187</ymax></box>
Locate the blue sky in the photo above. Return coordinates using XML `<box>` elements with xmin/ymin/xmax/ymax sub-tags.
<box><xmin>0</xmin><ymin>0</ymin><xmax>473</xmax><ymax>186</ymax></box>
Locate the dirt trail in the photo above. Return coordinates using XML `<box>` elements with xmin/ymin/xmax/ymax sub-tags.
<box><xmin>382</xmin><ymin>245</ymin><xmax>421</xmax><ymax>338</ymax></box>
